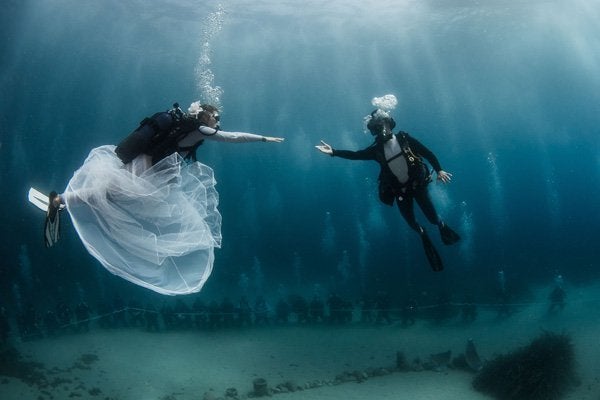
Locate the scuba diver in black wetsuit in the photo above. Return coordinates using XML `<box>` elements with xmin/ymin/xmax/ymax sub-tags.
<box><xmin>316</xmin><ymin>105</ymin><xmax>460</xmax><ymax>271</ymax></box>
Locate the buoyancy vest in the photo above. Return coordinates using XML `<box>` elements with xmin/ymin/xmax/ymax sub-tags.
<box><xmin>115</xmin><ymin>105</ymin><xmax>202</xmax><ymax>165</ymax></box>
<box><xmin>384</xmin><ymin>135</ymin><xmax>410</xmax><ymax>184</ymax></box>
<box><xmin>377</xmin><ymin>133</ymin><xmax>430</xmax><ymax>205</ymax></box>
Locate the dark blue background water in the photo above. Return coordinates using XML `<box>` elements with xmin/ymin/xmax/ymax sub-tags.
<box><xmin>1</xmin><ymin>0</ymin><xmax>598</xmax><ymax>309</ymax></box>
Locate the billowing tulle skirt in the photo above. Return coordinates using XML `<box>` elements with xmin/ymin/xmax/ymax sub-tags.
<box><xmin>63</xmin><ymin>145</ymin><xmax>222</xmax><ymax>295</ymax></box>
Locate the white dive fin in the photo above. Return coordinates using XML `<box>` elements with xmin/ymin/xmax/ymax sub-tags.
<box><xmin>28</xmin><ymin>187</ymin><xmax>49</xmax><ymax>212</ymax></box>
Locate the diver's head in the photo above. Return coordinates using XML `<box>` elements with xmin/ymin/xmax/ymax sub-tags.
<box><xmin>189</xmin><ymin>101</ymin><xmax>220</xmax><ymax>129</ymax></box>
<box><xmin>367</xmin><ymin>109</ymin><xmax>396</xmax><ymax>140</ymax></box>
<box><xmin>199</xmin><ymin>104</ymin><xmax>220</xmax><ymax>127</ymax></box>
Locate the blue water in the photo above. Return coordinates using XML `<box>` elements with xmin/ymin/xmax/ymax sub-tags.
<box><xmin>1</xmin><ymin>1</ymin><xmax>599</xmax><ymax>389</ymax></box>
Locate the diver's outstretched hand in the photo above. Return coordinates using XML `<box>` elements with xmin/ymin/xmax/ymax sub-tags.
<box><xmin>437</xmin><ymin>170</ymin><xmax>453</xmax><ymax>184</ymax></box>
<box><xmin>264</xmin><ymin>136</ymin><xmax>285</xmax><ymax>143</ymax></box>
<box><xmin>315</xmin><ymin>140</ymin><xmax>333</xmax><ymax>155</ymax></box>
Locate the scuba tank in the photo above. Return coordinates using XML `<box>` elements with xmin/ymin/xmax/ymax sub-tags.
<box><xmin>115</xmin><ymin>103</ymin><xmax>187</xmax><ymax>164</ymax></box>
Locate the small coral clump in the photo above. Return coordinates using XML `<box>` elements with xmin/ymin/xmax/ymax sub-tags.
<box><xmin>472</xmin><ymin>332</ymin><xmax>577</xmax><ymax>400</ymax></box>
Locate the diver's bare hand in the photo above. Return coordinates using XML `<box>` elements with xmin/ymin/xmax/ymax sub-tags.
<box><xmin>315</xmin><ymin>140</ymin><xmax>333</xmax><ymax>155</ymax></box>
<box><xmin>437</xmin><ymin>170</ymin><xmax>453</xmax><ymax>184</ymax></box>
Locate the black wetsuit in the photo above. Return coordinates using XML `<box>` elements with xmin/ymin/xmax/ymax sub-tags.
<box><xmin>332</xmin><ymin>132</ymin><xmax>442</xmax><ymax>233</ymax></box>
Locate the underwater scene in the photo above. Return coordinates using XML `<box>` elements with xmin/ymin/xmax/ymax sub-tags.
<box><xmin>1</xmin><ymin>0</ymin><xmax>599</xmax><ymax>399</ymax></box>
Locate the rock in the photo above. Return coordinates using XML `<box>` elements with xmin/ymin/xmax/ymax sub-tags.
<box><xmin>203</xmin><ymin>389</ymin><xmax>218</xmax><ymax>400</ymax></box>
<box><xmin>396</xmin><ymin>351</ymin><xmax>409</xmax><ymax>371</ymax></box>
<box><xmin>252</xmin><ymin>378</ymin><xmax>269</xmax><ymax>397</ymax></box>
<box><xmin>429</xmin><ymin>350</ymin><xmax>452</xmax><ymax>372</ymax></box>
<box><xmin>465</xmin><ymin>339</ymin><xmax>483</xmax><ymax>372</ymax></box>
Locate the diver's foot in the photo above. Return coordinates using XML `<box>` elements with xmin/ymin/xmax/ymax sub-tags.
<box><xmin>50</xmin><ymin>192</ymin><xmax>66</xmax><ymax>210</ymax></box>
<box><xmin>439</xmin><ymin>222</ymin><xmax>460</xmax><ymax>245</ymax></box>
<box><xmin>45</xmin><ymin>191</ymin><xmax>62</xmax><ymax>248</ymax></box>
<box><xmin>47</xmin><ymin>191</ymin><xmax>60</xmax><ymax>221</ymax></box>
<box><xmin>53</xmin><ymin>193</ymin><xmax>65</xmax><ymax>207</ymax></box>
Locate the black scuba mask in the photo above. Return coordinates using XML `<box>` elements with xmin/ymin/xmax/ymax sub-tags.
<box><xmin>369</xmin><ymin>120</ymin><xmax>394</xmax><ymax>141</ymax></box>
<box><xmin>367</xmin><ymin>110</ymin><xmax>396</xmax><ymax>137</ymax></box>
<box><xmin>213</xmin><ymin>113</ymin><xmax>220</xmax><ymax>130</ymax></box>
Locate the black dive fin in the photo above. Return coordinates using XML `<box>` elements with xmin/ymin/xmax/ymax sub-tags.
<box><xmin>421</xmin><ymin>231</ymin><xmax>443</xmax><ymax>271</ymax></box>
<box><xmin>439</xmin><ymin>222</ymin><xmax>460</xmax><ymax>245</ymax></box>
<box><xmin>44</xmin><ymin>191</ymin><xmax>60</xmax><ymax>248</ymax></box>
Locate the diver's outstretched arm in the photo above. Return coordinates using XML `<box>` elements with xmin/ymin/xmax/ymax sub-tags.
<box><xmin>263</xmin><ymin>136</ymin><xmax>285</xmax><ymax>143</ymax></box>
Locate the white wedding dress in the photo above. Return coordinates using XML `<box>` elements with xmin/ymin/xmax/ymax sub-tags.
<box><xmin>63</xmin><ymin>145</ymin><xmax>222</xmax><ymax>295</ymax></box>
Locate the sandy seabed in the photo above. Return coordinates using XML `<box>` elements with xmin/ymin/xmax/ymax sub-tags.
<box><xmin>2</xmin><ymin>284</ymin><xmax>600</xmax><ymax>400</ymax></box>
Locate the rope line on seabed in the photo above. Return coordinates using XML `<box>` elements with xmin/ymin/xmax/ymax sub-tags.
<box><xmin>7</xmin><ymin>294</ymin><xmax>590</xmax><ymax>340</ymax></box>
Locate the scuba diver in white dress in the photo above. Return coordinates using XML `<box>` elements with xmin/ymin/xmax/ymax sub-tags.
<box><xmin>41</xmin><ymin>102</ymin><xmax>284</xmax><ymax>295</ymax></box>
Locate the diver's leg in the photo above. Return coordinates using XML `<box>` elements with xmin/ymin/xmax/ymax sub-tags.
<box><xmin>44</xmin><ymin>191</ymin><xmax>63</xmax><ymax>248</ymax></box>
<box><xmin>415</xmin><ymin>188</ymin><xmax>460</xmax><ymax>245</ymax></box>
<box><xmin>396</xmin><ymin>196</ymin><xmax>423</xmax><ymax>233</ymax></box>
<box><xmin>397</xmin><ymin>196</ymin><xmax>443</xmax><ymax>271</ymax></box>
<box><xmin>414</xmin><ymin>188</ymin><xmax>441</xmax><ymax>226</ymax></box>
<box><xmin>59</xmin><ymin>189</ymin><xmax>99</xmax><ymax>208</ymax></box>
